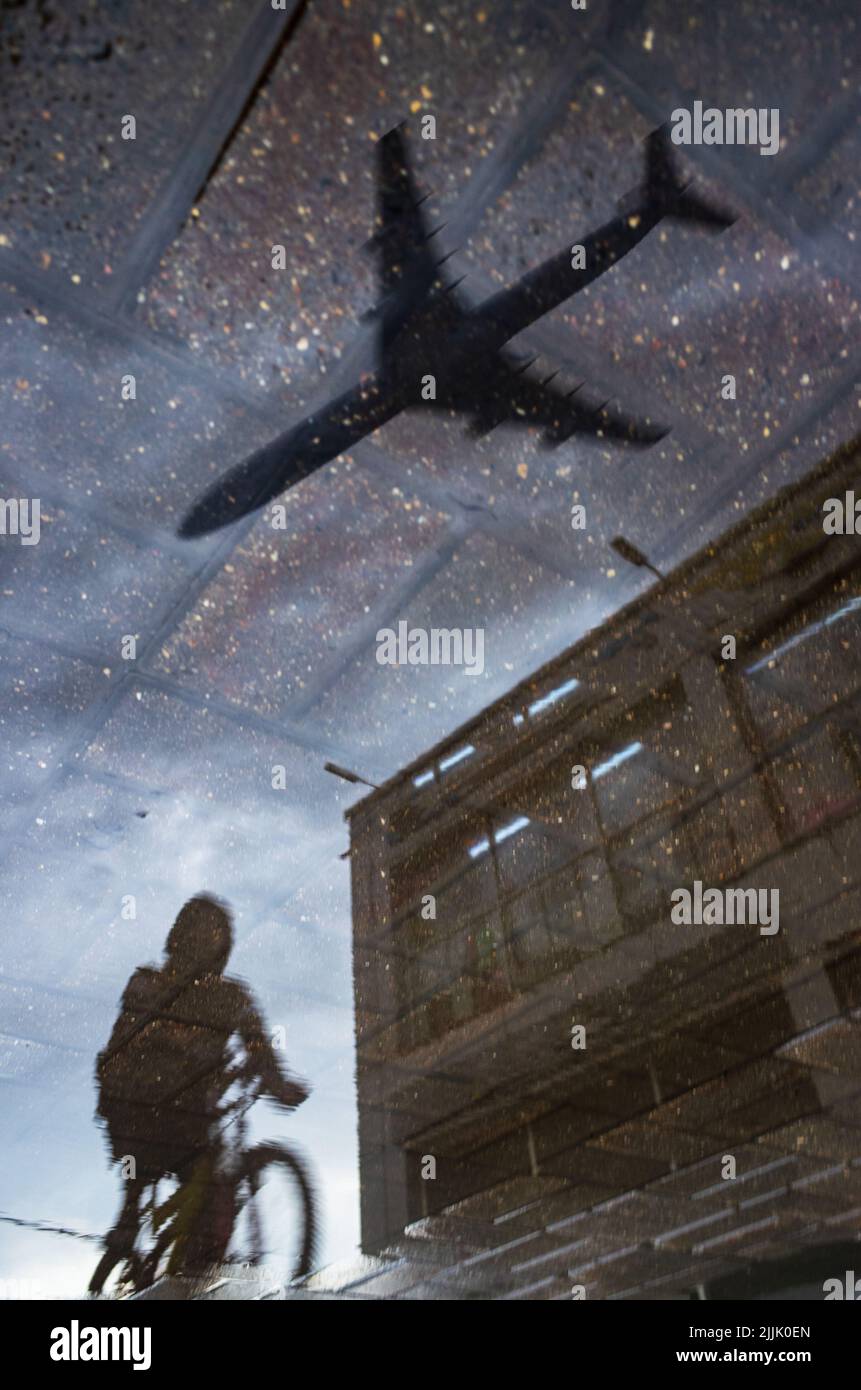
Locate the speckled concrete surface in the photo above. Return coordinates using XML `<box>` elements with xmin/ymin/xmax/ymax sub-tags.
<box><xmin>0</xmin><ymin>0</ymin><xmax>250</xmax><ymax>288</ymax></box>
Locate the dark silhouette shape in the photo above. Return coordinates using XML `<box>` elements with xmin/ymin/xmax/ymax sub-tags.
<box><xmin>89</xmin><ymin>894</ymin><xmax>316</xmax><ymax>1296</ymax></box>
<box><xmin>179</xmin><ymin>122</ymin><xmax>735</xmax><ymax>539</ymax></box>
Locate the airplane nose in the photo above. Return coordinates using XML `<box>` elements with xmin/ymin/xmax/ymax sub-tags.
<box><xmin>178</xmin><ymin>428</ymin><xmax>305</xmax><ymax>539</ymax></box>
<box><xmin>177</xmin><ymin>496</ymin><xmax>226</xmax><ymax>540</ymax></box>
<box><xmin>178</xmin><ymin>416</ymin><xmax>340</xmax><ymax>540</ymax></box>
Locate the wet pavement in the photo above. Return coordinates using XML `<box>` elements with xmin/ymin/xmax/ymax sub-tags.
<box><xmin>0</xmin><ymin>0</ymin><xmax>860</xmax><ymax>1300</ymax></box>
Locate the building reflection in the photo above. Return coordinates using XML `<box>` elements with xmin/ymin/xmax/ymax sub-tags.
<box><xmin>341</xmin><ymin>437</ymin><xmax>861</xmax><ymax>1299</ymax></box>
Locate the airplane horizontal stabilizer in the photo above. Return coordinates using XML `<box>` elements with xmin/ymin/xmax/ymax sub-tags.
<box><xmin>625</xmin><ymin>124</ymin><xmax>737</xmax><ymax>230</ymax></box>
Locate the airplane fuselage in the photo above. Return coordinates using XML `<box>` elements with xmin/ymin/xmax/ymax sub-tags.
<box><xmin>476</xmin><ymin>205</ymin><xmax>662</xmax><ymax>346</ymax></box>
<box><xmin>225</xmin><ymin>203</ymin><xmax>667</xmax><ymax>491</ymax></box>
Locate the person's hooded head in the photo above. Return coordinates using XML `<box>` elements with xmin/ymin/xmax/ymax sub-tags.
<box><xmin>166</xmin><ymin>894</ymin><xmax>233</xmax><ymax>975</ymax></box>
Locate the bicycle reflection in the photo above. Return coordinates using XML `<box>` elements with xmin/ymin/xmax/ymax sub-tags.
<box><xmin>89</xmin><ymin>894</ymin><xmax>317</xmax><ymax>1297</ymax></box>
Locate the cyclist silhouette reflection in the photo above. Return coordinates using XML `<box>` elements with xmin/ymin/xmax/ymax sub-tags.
<box><xmin>89</xmin><ymin>894</ymin><xmax>316</xmax><ymax>1296</ymax></box>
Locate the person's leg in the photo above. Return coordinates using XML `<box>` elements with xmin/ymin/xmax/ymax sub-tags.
<box><xmin>170</xmin><ymin>1143</ymin><xmax>237</xmax><ymax>1272</ymax></box>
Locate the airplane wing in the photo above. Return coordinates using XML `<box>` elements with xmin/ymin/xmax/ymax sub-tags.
<box><xmin>442</xmin><ymin>351</ymin><xmax>669</xmax><ymax>446</ymax></box>
<box><xmin>371</xmin><ymin>125</ymin><xmax>438</xmax><ymax>296</ymax></box>
<box><xmin>363</xmin><ymin>125</ymin><xmax>469</xmax><ymax>352</ymax></box>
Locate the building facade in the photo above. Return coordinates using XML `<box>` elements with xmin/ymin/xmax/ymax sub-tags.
<box><xmin>338</xmin><ymin>437</ymin><xmax>861</xmax><ymax>1299</ymax></box>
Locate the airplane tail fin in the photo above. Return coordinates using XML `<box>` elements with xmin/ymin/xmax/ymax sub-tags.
<box><xmin>623</xmin><ymin>124</ymin><xmax>736</xmax><ymax>229</ymax></box>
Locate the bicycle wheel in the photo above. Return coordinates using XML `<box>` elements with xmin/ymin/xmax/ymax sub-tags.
<box><xmin>88</xmin><ymin>1228</ymin><xmax>154</xmax><ymax>1300</ymax></box>
<box><xmin>238</xmin><ymin>1141</ymin><xmax>319</xmax><ymax>1281</ymax></box>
